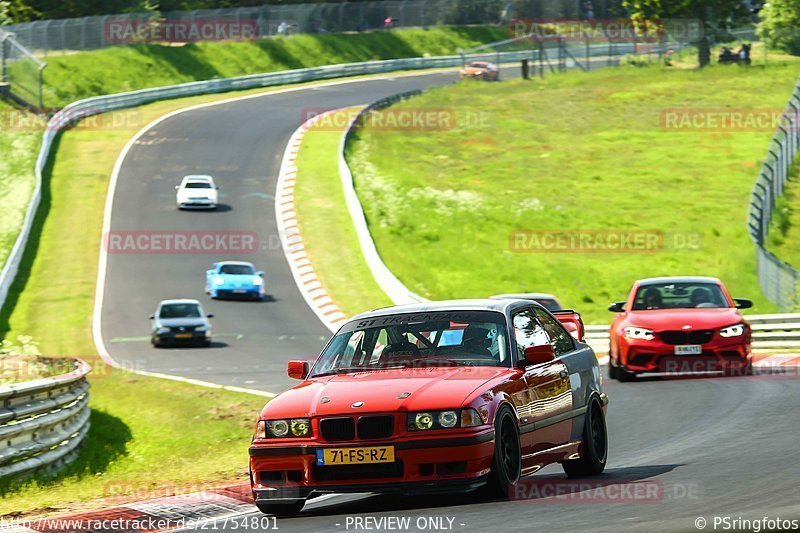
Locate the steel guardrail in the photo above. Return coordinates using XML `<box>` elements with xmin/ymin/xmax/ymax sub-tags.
<box><xmin>0</xmin><ymin>358</ymin><xmax>91</xmax><ymax>479</ymax></box>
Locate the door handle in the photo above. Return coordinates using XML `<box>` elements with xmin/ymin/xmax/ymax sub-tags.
<box><xmin>559</xmin><ymin>370</ymin><xmax>568</xmax><ymax>380</ymax></box>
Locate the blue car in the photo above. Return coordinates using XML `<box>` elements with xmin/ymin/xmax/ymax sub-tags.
<box><xmin>205</xmin><ymin>261</ymin><xmax>265</xmax><ymax>300</ymax></box>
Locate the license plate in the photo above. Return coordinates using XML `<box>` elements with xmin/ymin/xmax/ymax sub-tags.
<box><xmin>316</xmin><ymin>446</ymin><xmax>395</xmax><ymax>466</ymax></box>
<box><xmin>674</xmin><ymin>345</ymin><xmax>702</xmax><ymax>355</ymax></box>
<box><xmin>174</xmin><ymin>333</ymin><xmax>193</xmax><ymax>339</ymax></box>
<box><xmin>233</xmin><ymin>289</ymin><xmax>247</xmax><ymax>293</ymax></box>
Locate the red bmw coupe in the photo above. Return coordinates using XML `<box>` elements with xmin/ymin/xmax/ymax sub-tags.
<box><xmin>608</xmin><ymin>276</ymin><xmax>753</xmax><ymax>381</ymax></box>
<box><xmin>249</xmin><ymin>299</ymin><xmax>608</xmax><ymax>516</ymax></box>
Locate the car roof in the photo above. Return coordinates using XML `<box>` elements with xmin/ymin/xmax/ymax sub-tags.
<box><xmin>216</xmin><ymin>261</ymin><xmax>255</xmax><ymax>267</ymax></box>
<box><xmin>350</xmin><ymin>298</ymin><xmax>535</xmax><ymax>321</ymax></box>
<box><xmin>158</xmin><ymin>298</ymin><xmax>202</xmax><ymax>306</ymax></box>
<box><xmin>637</xmin><ymin>276</ymin><xmax>721</xmax><ymax>286</ymax></box>
<box><xmin>490</xmin><ymin>293</ymin><xmax>558</xmax><ymax>301</ymax></box>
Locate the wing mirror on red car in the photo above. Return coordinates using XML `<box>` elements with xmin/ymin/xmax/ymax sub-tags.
<box><xmin>734</xmin><ymin>298</ymin><xmax>753</xmax><ymax>309</ymax></box>
<box><xmin>608</xmin><ymin>302</ymin><xmax>626</xmax><ymax>313</ymax></box>
<box><xmin>287</xmin><ymin>360</ymin><xmax>309</xmax><ymax>380</ymax></box>
<box><xmin>521</xmin><ymin>344</ymin><xmax>556</xmax><ymax>366</ymax></box>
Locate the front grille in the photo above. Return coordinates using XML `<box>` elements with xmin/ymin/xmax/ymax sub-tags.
<box><xmin>357</xmin><ymin>415</ymin><xmax>394</xmax><ymax>440</ymax></box>
<box><xmin>320</xmin><ymin>417</ymin><xmax>355</xmax><ymax>441</ymax></box>
<box><xmin>312</xmin><ymin>460</ymin><xmax>403</xmax><ymax>481</ymax></box>
<box><xmin>169</xmin><ymin>325</ymin><xmax>196</xmax><ymax>332</ymax></box>
<box><xmin>659</xmin><ymin>330</ymin><xmax>714</xmax><ymax>345</ymax></box>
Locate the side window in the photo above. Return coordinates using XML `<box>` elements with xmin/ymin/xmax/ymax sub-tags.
<box><xmin>341</xmin><ymin>330</ymin><xmax>366</xmax><ymax>367</ymax></box>
<box><xmin>533</xmin><ymin>308</ymin><xmax>574</xmax><ymax>356</ymax></box>
<box><xmin>512</xmin><ymin>309</ymin><xmax>549</xmax><ymax>358</ymax></box>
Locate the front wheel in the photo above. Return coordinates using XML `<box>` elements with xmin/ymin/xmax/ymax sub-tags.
<box><xmin>256</xmin><ymin>500</ymin><xmax>305</xmax><ymax>517</ymax></box>
<box><xmin>485</xmin><ymin>405</ymin><xmax>521</xmax><ymax>498</ymax></box>
<box><xmin>563</xmin><ymin>399</ymin><xmax>607</xmax><ymax>478</ymax></box>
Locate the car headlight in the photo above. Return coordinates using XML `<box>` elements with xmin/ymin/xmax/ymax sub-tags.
<box><xmin>720</xmin><ymin>324</ymin><xmax>745</xmax><ymax>338</ymax></box>
<box><xmin>252</xmin><ymin>277</ymin><xmax>263</xmax><ymax>286</ymax></box>
<box><xmin>195</xmin><ymin>326</ymin><xmax>206</xmax><ymax>332</ymax></box>
<box><xmin>254</xmin><ymin>420</ymin><xmax>266</xmax><ymax>440</ymax></box>
<box><xmin>214</xmin><ymin>277</ymin><xmax>225</xmax><ymax>285</ymax></box>
<box><xmin>155</xmin><ymin>327</ymin><xmax>169</xmax><ymax>335</ymax></box>
<box><xmin>624</xmin><ymin>326</ymin><xmax>655</xmax><ymax>340</ymax></box>
<box><xmin>260</xmin><ymin>419</ymin><xmax>311</xmax><ymax>438</ymax></box>
<box><xmin>407</xmin><ymin>409</ymin><xmax>482</xmax><ymax>431</ymax></box>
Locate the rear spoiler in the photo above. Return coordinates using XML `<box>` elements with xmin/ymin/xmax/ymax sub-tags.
<box><xmin>552</xmin><ymin>310</ymin><xmax>585</xmax><ymax>342</ymax></box>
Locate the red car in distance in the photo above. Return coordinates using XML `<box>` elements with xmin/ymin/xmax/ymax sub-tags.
<box><xmin>608</xmin><ymin>276</ymin><xmax>753</xmax><ymax>381</ymax></box>
<box><xmin>249</xmin><ymin>300</ymin><xmax>607</xmax><ymax>517</ymax></box>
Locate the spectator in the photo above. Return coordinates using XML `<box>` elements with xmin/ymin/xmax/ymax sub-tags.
<box><xmin>277</xmin><ymin>21</ymin><xmax>288</xmax><ymax>36</ymax></box>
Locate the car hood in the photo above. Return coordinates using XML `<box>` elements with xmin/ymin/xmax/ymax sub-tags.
<box><xmin>623</xmin><ymin>308</ymin><xmax>744</xmax><ymax>331</ymax></box>
<box><xmin>262</xmin><ymin>366</ymin><xmax>515</xmax><ymax>419</ymax></box>
<box><xmin>156</xmin><ymin>317</ymin><xmax>208</xmax><ymax>328</ymax></box>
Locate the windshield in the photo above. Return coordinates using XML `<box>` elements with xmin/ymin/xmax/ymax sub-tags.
<box><xmin>534</xmin><ymin>298</ymin><xmax>562</xmax><ymax>312</ymax></box>
<box><xmin>220</xmin><ymin>264</ymin><xmax>254</xmax><ymax>275</ymax></box>
<box><xmin>631</xmin><ymin>282</ymin><xmax>730</xmax><ymax>310</ymax></box>
<box><xmin>159</xmin><ymin>303</ymin><xmax>202</xmax><ymax>318</ymax></box>
<box><xmin>185</xmin><ymin>182</ymin><xmax>212</xmax><ymax>189</ymax></box>
<box><xmin>310</xmin><ymin>311</ymin><xmax>509</xmax><ymax>377</ymax></box>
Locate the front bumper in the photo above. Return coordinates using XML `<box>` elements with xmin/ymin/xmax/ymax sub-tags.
<box><xmin>619</xmin><ymin>335</ymin><xmax>750</xmax><ymax>373</ymax></box>
<box><xmin>178</xmin><ymin>199</ymin><xmax>217</xmax><ymax>209</ymax></box>
<box><xmin>214</xmin><ymin>287</ymin><xmax>263</xmax><ymax>299</ymax></box>
<box><xmin>153</xmin><ymin>331</ymin><xmax>210</xmax><ymax>345</ymax></box>
<box><xmin>249</xmin><ymin>430</ymin><xmax>494</xmax><ymax>503</ymax></box>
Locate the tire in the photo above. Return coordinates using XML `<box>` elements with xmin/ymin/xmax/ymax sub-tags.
<box><xmin>608</xmin><ymin>356</ymin><xmax>619</xmax><ymax>380</ymax></box>
<box><xmin>563</xmin><ymin>399</ymin><xmax>607</xmax><ymax>478</ymax></box>
<box><xmin>255</xmin><ymin>500</ymin><xmax>305</xmax><ymax>517</ymax></box>
<box><xmin>485</xmin><ymin>405</ymin><xmax>521</xmax><ymax>498</ymax></box>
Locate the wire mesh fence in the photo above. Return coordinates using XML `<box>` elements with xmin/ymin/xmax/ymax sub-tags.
<box><xmin>0</xmin><ymin>33</ymin><xmax>45</xmax><ymax>108</ymax></box>
<box><xmin>747</xmin><ymin>79</ymin><xmax>800</xmax><ymax>311</ymax></box>
<box><xmin>0</xmin><ymin>0</ymin><xmax>619</xmax><ymax>56</ymax></box>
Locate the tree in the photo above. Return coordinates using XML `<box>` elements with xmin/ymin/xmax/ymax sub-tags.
<box><xmin>758</xmin><ymin>0</ymin><xmax>800</xmax><ymax>55</ymax></box>
<box><xmin>622</xmin><ymin>0</ymin><xmax>752</xmax><ymax>66</ymax></box>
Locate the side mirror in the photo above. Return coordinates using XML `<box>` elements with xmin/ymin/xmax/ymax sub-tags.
<box><xmin>206</xmin><ymin>313</ymin><xmax>214</xmax><ymax>318</ymax></box>
<box><xmin>175</xmin><ymin>185</ymin><xmax>179</xmax><ymax>190</ymax></box>
<box><xmin>287</xmin><ymin>360</ymin><xmax>309</xmax><ymax>380</ymax></box>
<box><xmin>521</xmin><ymin>344</ymin><xmax>555</xmax><ymax>366</ymax></box>
<box><xmin>608</xmin><ymin>302</ymin><xmax>625</xmax><ymax>313</ymax></box>
<box><xmin>149</xmin><ymin>314</ymin><xmax>155</xmax><ymax>319</ymax></box>
<box><xmin>734</xmin><ymin>298</ymin><xmax>753</xmax><ymax>309</ymax></box>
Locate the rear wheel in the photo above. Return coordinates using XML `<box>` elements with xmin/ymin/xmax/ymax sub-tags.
<box><xmin>486</xmin><ymin>405</ymin><xmax>521</xmax><ymax>498</ymax></box>
<box><xmin>563</xmin><ymin>399</ymin><xmax>607</xmax><ymax>478</ymax></box>
<box><xmin>255</xmin><ymin>500</ymin><xmax>305</xmax><ymax>517</ymax></box>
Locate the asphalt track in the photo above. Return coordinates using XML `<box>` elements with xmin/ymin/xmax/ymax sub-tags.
<box><xmin>179</xmin><ymin>371</ymin><xmax>800</xmax><ymax>532</ymax></box>
<box><xmin>100</xmin><ymin>64</ymin><xmax>800</xmax><ymax>531</ymax></box>
<box><xmin>100</xmin><ymin>69</ymin><xmax>499</xmax><ymax>394</ymax></box>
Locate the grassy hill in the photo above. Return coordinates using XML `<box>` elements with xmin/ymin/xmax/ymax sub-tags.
<box><xmin>39</xmin><ymin>26</ymin><xmax>506</xmax><ymax>107</ymax></box>
<box><xmin>347</xmin><ymin>62</ymin><xmax>800</xmax><ymax>322</ymax></box>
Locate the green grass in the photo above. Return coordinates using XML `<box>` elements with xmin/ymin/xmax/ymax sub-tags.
<box><xmin>293</xmin><ymin>108</ymin><xmax>393</xmax><ymax>318</ymax></box>
<box><xmin>0</xmin><ymin>101</ymin><xmax>40</xmax><ymax>272</ymax></box>
<box><xmin>767</xmin><ymin>159</ymin><xmax>800</xmax><ymax>269</ymax></box>
<box><xmin>41</xmin><ymin>26</ymin><xmax>506</xmax><ymax>107</ymax></box>
<box><xmin>0</xmin><ymin>87</ymin><xmax>330</xmax><ymax>516</ymax></box>
<box><xmin>347</xmin><ymin>63</ymin><xmax>800</xmax><ymax>323</ymax></box>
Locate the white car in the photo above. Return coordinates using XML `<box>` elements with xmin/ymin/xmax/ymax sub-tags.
<box><xmin>176</xmin><ymin>175</ymin><xmax>218</xmax><ymax>210</ymax></box>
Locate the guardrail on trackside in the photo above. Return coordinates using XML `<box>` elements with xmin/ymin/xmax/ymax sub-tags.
<box><xmin>0</xmin><ymin>359</ymin><xmax>91</xmax><ymax>479</ymax></box>
<box><xmin>584</xmin><ymin>313</ymin><xmax>800</xmax><ymax>353</ymax></box>
<box><xmin>0</xmin><ymin>42</ymin><xmax>651</xmax><ymax>315</ymax></box>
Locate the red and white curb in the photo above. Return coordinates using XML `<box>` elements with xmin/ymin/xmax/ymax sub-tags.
<box><xmin>275</xmin><ymin>109</ymin><xmax>349</xmax><ymax>333</ymax></box>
